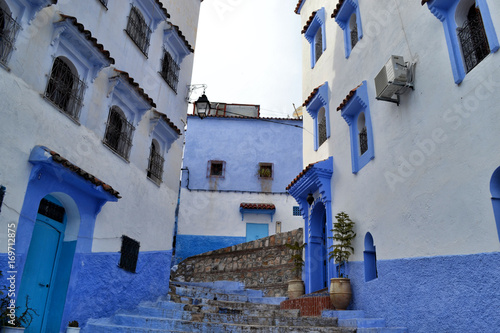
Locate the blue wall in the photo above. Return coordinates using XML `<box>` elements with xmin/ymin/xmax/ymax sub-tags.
<box><xmin>348</xmin><ymin>252</ymin><xmax>500</xmax><ymax>332</ymax></box>
<box><xmin>174</xmin><ymin>235</ymin><xmax>245</xmax><ymax>264</ymax></box>
<box><xmin>183</xmin><ymin>116</ymin><xmax>303</xmax><ymax>193</ymax></box>
<box><xmin>60</xmin><ymin>250</ymin><xmax>172</xmax><ymax>332</ymax></box>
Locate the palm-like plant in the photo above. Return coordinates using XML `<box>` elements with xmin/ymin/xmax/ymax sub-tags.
<box><xmin>329</xmin><ymin>212</ymin><xmax>356</xmax><ymax>278</ymax></box>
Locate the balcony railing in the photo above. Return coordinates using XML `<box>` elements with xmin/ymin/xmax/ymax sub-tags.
<box><xmin>0</xmin><ymin>9</ymin><xmax>21</xmax><ymax>66</ymax></box>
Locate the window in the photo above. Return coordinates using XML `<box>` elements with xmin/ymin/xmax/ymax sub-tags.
<box><xmin>339</xmin><ymin>81</ymin><xmax>374</xmax><ymax>173</ymax></box>
<box><xmin>126</xmin><ymin>6</ymin><xmax>151</xmax><ymax>56</ymax></box>
<box><xmin>104</xmin><ymin>107</ymin><xmax>135</xmax><ymax>160</ymax></box>
<box><xmin>160</xmin><ymin>49</ymin><xmax>180</xmax><ymax>93</ymax></box>
<box><xmin>303</xmin><ymin>8</ymin><xmax>326</xmax><ymax>68</ymax></box>
<box><xmin>147</xmin><ymin>140</ymin><xmax>165</xmax><ymax>184</ymax></box>
<box><xmin>423</xmin><ymin>0</ymin><xmax>499</xmax><ymax>84</ymax></box>
<box><xmin>0</xmin><ymin>185</ymin><xmax>5</xmax><ymax>213</ymax></box>
<box><xmin>0</xmin><ymin>4</ymin><xmax>20</xmax><ymax>67</ymax></box>
<box><xmin>118</xmin><ymin>235</ymin><xmax>140</xmax><ymax>273</ymax></box>
<box><xmin>293</xmin><ymin>206</ymin><xmax>301</xmax><ymax>216</ymax></box>
<box><xmin>491</xmin><ymin>166</ymin><xmax>500</xmax><ymax>242</ymax></box>
<box><xmin>208</xmin><ymin>160</ymin><xmax>225</xmax><ymax>178</ymax></box>
<box><xmin>304</xmin><ymin>82</ymin><xmax>330</xmax><ymax>151</ymax></box>
<box><xmin>258</xmin><ymin>163</ymin><xmax>273</xmax><ymax>179</ymax></box>
<box><xmin>332</xmin><ymin>0</ymin><xmax>363</xmax><ymax>58</ymax></box>
<box><xmin>364</xmin><ymin>232</ymin><xmax>378</xmax><ymax>282</ymax></box>
<box><xmin>44</xmin><ymin>57</ymin><xmax>86</xmax><ymax>121</ymax></box>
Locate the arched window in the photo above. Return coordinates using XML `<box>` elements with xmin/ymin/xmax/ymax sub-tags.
<box><xmin>456</xmin><ymin>1</ymin><xmax>490</xmax><ymax>73</ymax></box>
<box><xmin>147</xmin><ymin>139</ymin><xmax>165</xmax><ymax>184</ymax></box>
<box><xmin>317</xmin><ymin>107</ymin><xmax>327</xmax><ymax>147</ymax></box>
<box><xmin>314</xmin><ymin>27</ymin><xmax>323</xmax><ymax>63</ymax></box>
<box><xmin>490</xmin><ymin>167</ymin><xmax>500</xmax><ymax>242</ymax></box>
<box><xmin>349</xmin><ymin>13</ymin><xmax>358</xmax><ymax>49</ymax></box>
<box><xmin>104</xmin><ymin>107</ymin><xmax>135</xmax><ymax>160</ymax></box>
<box><xmin>357</xmin><ymin>112</ymin><xmax>368</xmax><ymax>155</ymax></box>
<box><xmin>126</xmin><ymin>6</ymin><xmax>151</xmax><ymax>56</ymax></box>
<box><xmin>0</xmin><ymin>2</ymin><xmax>21</xmax><ymax>66</ymax></box>
<box><xmin>160</xmin><ymin>49</ymin><xmax>180</xmax><ymax>92</ymax></box>
<box><xmin>363</xmin><ymin>232</ymin><xmax>378</xmax><ymax>282</ymax></box>
<box><xmin>45</xmin><ymin>57</ymin><xmax>86</xmax><ymax>120</ymax></box>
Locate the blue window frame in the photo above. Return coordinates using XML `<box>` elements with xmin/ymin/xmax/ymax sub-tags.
<box><xmin>303</xmin><ymin>7</ymin><xmax>326</xmax><ymax>68</ymax></box>
<box><xmin>332</xmin><ymin>0</ymin><xmax>363</xmax><ymax>58</ymax></box>
<box><xmin>363</xmin><ymin>232</ymin><xmax>378</xmax><ymax>282</ymax></box>
<box><xmin>339</xmin><ymin>81</ymin><xmax>374</xmax><ymax>173</ymax></box>
<box><xmin>423</xmin><ymin>0</ymin><xmax>499</xmax><ymax>84</ymax></box>
<box><xmin>305</xmin><ymin>82</ymin><xmax>330</xmax><ymax>151</ymax></box>
<box><xmin>491</xmin><ymin>166</ymin><xmax>500</xmax><ymax>242</ymax></box>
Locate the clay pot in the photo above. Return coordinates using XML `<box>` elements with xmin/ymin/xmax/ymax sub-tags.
<box><xmin>287</xmin><ymin>279</ymin><xmax>305</xmax><ymax>299</ymax></box>
<box><xmin>329</xmin><ymin>278</ymin><xmax>352</xmax><ymax>310</ymax></box>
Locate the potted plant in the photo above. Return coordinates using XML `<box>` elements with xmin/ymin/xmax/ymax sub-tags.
<box><xmin>285</xmin><ymin>241</ymin><xmax>306</xmax><ymax>299</ymax></box>
<box><xmin>67</xmin><ymin>320</ymin><xmax>80</xmax><ymax>332</ymax></box>
<box><xmin>328</xmin><ymin>212</ymin><xmax>356</xmax><ymax>310</ymax></box>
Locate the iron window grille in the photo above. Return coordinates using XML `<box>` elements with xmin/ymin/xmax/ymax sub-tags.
<box><xmin>293</xmin><ymin>206</ymin><xmax>301</xmax><ymax>216</ymax></box>
<box><xmin>0</xmin><ymin>186</ymin><xmax>5</xmax><ymax>213</ymax></box>
<box><xmin>207</xmin><ymin>160</ymin><xmax>225</xmax><ymax>178</ymax></box>
<box><xmin>38</xmin><ymin>198</ymin><xmax>65</xmax><ymax>223</ymax></box>
<box><xmin>45</xmin><ymin>57</ymin><xmax>86</xmax><ymax>121</ymax></box>
<box><xmin>258</xmin><ymin>163</ymin><xmax>273</xmax><ymax>179</ymax></box>
<box><xmin>118</xmin><ymin>235</ymin><xmax>140</xmax><ymax>273</ymax></box>
<box><xmin>458</xmin><ymin>7</ymin><xmax>490</xmax><ymax>74</ymax></box>
<box><xmin>318</xmin><ymin>115</ymin><xmax>327</xmax><ymax>147</ymax></box>
<box><xmin>0</xmin><ymin>8</ymin><xmax>20</xmax><ymax>66</ymax></box>
<box><xmin>147</xmin><ymin>144</ymin><xmax>165</xmax><ymax>184</ymax></box>
<box><xmin>351</xmin><ymin>22</ymin><xmax>358</xmax><ymax>49</ymax></box>
<box><xmin>104</xmin><ymin>108</ymin><xmax>135</xmax><ymax>160</ymax></box>
<box><xmin>160</xmin><ymin>49</ymin><xmax>180</xmax><ymax>93</ymax></box>
<box><xmin>97</xmin><ymin>0</ymin><xmax>108</xmax><ymax>8</ymax></box>
<box><xmin>314</xmin><ymin>28</ymin><xmax>323</xmax><ymax>63</ymax></box>
<box><xmin>125</xmin><ymin>6</ymin><xmax>151</xmax><ymax>56</ymax></box>
<box><xmin>359</xmin><ymin>126</ymin><xmax>368</xmax><ymax>155</ymax></box>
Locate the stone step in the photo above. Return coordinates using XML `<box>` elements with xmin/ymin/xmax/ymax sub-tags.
<box><xmin>356</xmin><ymin>328</ymin><xmax>408</xmax><ymax>333</ymax></box>
<box><xmin>339</xmin><ymin>318</ymin><xmax>386</xmax><ymax>328</ymax></box>
<box><xmin>169</xmin><ymin>286</ymin><xmax>250</xmax><ymax>302</ymax></box>
<box><xmin>322</xmin><ymin>310</ymin><xmax>408</xmax><ymax>332</ymax></box>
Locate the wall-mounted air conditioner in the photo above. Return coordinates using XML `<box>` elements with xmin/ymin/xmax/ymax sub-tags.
<box><xmin>374</xmin><ymin>55</ymin><xmax>415</xmax><ymax>105</ymax></box>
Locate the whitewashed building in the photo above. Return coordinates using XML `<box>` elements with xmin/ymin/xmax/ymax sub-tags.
<box><xmin>289</xmin><ymin>0</ymin><xmax>500</xmax><ymax>332</ymax></box>
<box><xmin>0</xmin><ymin>0</ymin><xmax>200</xmax><ymax>331</ymax></box>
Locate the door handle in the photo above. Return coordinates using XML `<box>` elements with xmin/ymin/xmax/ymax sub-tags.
<box><xmin>38</xmin><ymin>283</ymin><xmax>50</xmax><ymax>288</ymax></box>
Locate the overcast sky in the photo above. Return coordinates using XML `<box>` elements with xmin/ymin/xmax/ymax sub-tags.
<box><xmin>190</xmin><ymin>0</ymin><xmax>303</xmax><ymax>118</ymax></box>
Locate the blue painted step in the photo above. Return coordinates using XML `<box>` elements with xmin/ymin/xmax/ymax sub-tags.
<box><xmin>322</xmin><ymin>310</ymin><xmax>408</xmax><ymax>333</ymax></box>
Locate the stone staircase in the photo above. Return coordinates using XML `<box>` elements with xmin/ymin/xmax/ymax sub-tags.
<box><xmin>84</xmin><ymin>281</ymin><xmax>357</xmax><ymax>332</ymax></box>
<box><xmin>323</xmin><ymin>310</ymin><xmax>408</xmax><ymax>333</ymax></box>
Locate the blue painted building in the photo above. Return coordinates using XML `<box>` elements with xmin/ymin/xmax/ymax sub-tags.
<box><xmin>0</xmin><ymin>0</ymin><xmax>200</xmax><ymax>331</ymax></box>
<box><xmin>291</xmin><ymin>0</ymin><xmax>500</xmax><ymax>332</ymax></box>
<box><xmin>175</xmin><ymin>105</ymin><xmax>303</xmax><ymax>262</ymax></box>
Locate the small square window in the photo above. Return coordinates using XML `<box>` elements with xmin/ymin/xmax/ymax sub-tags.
<box><xmin>208</xmin><ymin>160</ymin><xmax>225</xmax><ymax>178</ymax></box>
<box><xmin>258</xmin><ymin>163</ymin><xmax>273</xmax><ymax>179</ymax></box>
<box><xmin>118</xmin><ymin>235</ymin><xmax>140</xmax><ymax>273</ymax></box>
<box><xmin>293</xmin><ymin>206</ymin><xmax>301</xmax><ymax>216</ymax></box>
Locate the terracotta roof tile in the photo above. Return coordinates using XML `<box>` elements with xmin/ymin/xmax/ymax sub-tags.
<box><xmin>154</xmin><ymin>0</ymin><xmax>171</xmax><ymax>19</ymax></box>
<box><xmin>302</xmin><ymin>83</ymin><xmax>325</xmax><ymax>107</ymax></box>
<box><xmin>170</xmin><ymin>24</ymin><xmax>195</xmax><ymax>53</ymax></box>
<box><xmin>294</xmin><ymin>0</ymin><xmax>304</xmax><ymax>14</ymax></box>
<box><xmin>187</xmin><ymin>114</ymin><xmax>301</xmax><ymax>121</ymax></box>
<box><xmin>113</xmin><ymin>69</ymin><xmax>156</xmax><ymax>108</ymax></box>
<box><xmin>286</xmin><ymin>162</ymin><xmax>317</xmax><ymax>191</ymax></box>
<box><xmin>240</xmin><ymin>203</ymin><xmax>276</xmax><ymax>210</ymax></box>
<box><xmin>155</xmin><ymin>111</ymin><xmax>182</xmax><ymax>136</ymax></box>
<box><xmin>331</xmin><ymin>0</ymin><xmax>346</xmax><ymax>18</ymax></box>
<box><xmin>301</xmin><ymin>10</ymin><xmax>317</xmax><ymax>34</ymax></box>
<box><xmin>421</xmin><ymin>0</ymin><xmax>430</xmax><ymax>5</ymax></box>
<box><xmin>336</xmin><ymin>83</ymin><xmax>363</xmax><ymax>111</ymax></box>
<box><xmin>59</xmin><ymin>14</ymin><xmax>115</xmax><ymax>64</ymax></box>
<box><xmin>49</xmin><ymin>150</ymin><xmax>121</xmax><ymax>198</ymax></box>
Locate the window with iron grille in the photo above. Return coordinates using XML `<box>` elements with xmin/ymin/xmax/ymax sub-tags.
<box><xmin>125</xmin><ymin>6</ymin><xmax>151</xmax><ymax>56</ymax></box>
<box><xmin>160</xmin><ymin>50</ymin><xmax>180</xmax><ymax>93</ymax></box>
<box><xmin>0</xmin><ymin>7</ymin><xmax>20</xmax><ymax>67</ymax></box>
<box><xmin>208</xmin><ymin>160</ymin><xmax>225</xmax><ymax>178</ymax></box>
<box><xmin>0</xmin><ymin>186</ymin><xmax>5</xmax><ymax>213</ymax></box>
<box><xmin>350</xmin><ymin>18</ymin><xmax>358</xmax><ymax>49</ymax></box>
<box><xmin>147</xmin><ymin>141</ymin><xmax>164</xmax><ymax>184</ymax></box>
<box><xmin>104</xmin><ymin>107</ymin><xmax>135</xmax><ymax>160</ymax></box>
<box><xmin>458</xmin><ymin>5</ymin><xmax>490</xmax><ymax>73</ymax></box>
<box><xmin>318</xmin><ymin>109</ymin><xmax>327</xmax><ymax>147</ymax></box>
<box><xmin>293</xmin><ymin>206</ymin><xmax>301</xmax><ymax>216</ymax></box>
<box><xmin>118</xmin><ymin>235</ymin><xmax>140</xmax><ymax>273</ymax></box>
<box><xmin>258</xmin><ymin>163</ymin><xmax>273</xmax><ymax>179</ymax></box>
<box><xmin>38</xmin><ymin>198</ymin><xmax>65</xmax><ymax>223</ymax></box>
<box><xmin>97</xmin><ymin>0</ymin><xmax>108</xmax><ymax>8</ymax></box>
<box><xmin>359</xmin><ymin>126</ymin><xmax>368</xmax><ymax>155</ymax></box>
<box><xmin>45</xmin><ymin>57</ymin><xmax>86</xmax><ymax>121</ymax></box>
<box><xmin>314</xmin><ymin>28</ymin><xmax>323</xmax><ymax>63</ymax></box>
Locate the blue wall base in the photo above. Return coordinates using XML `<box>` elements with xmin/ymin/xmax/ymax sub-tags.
<box><xmin>174</xmin><ymin>235</ymin><xmax>245</xmax><ymax>265</ymax></box>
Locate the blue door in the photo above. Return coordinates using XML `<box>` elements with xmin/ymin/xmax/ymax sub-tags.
<box><xmin>18</xmin><ymin>197</ymin><xmax>66</xmax><ymax>333</ymax></box>
<box><xmin>246</xmin><ymin>223</ymin><xmax>269</xmax><ymax>242</ymax></box>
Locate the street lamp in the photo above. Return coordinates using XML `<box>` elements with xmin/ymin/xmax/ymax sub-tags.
<box><xmin>306</xmin><ymin>193</ymin><xmax>314</xmax><ymax>206</ymax></box>
<box><xmin>194</xmin><ymin>93</ymin><xmax>210</xmax><ymax>119</ymax></box>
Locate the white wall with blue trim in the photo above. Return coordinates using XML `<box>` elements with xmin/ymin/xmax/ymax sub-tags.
<box><xmin>296</xmin><ymin>0</ymin><xmax>500</xmax><ymax>332</ymax></box>
<box><xmin>0</xmin><ymin>1</ymin><xmax>200</xmax><ymax>332</ymax></box>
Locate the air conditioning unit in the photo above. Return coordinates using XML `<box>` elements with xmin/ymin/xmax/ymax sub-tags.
<box><xmin>375</xmin><ymin>55</ymin><xmax>414</xmax><ymax>105</ymax></box>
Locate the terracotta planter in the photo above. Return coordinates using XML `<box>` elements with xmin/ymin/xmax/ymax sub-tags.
<box><xmin>329</xmin><ymin>278</ymin><xmax>352</xmax><ymax>310</ymax></box>
<box><xmin>287</xmin><ymin>279</ymin><xmax>305</xmax><ymax>299</ymax></box>
<box><xmin>1</xmin><ymin>327</ymin><xmax>25</xmax><ymax>333</ymax></box>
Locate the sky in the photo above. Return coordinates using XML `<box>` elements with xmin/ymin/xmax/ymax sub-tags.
<box><xmin>190</xmin><ymin>0</ymin><xmax>303</xmax><ymax>118</ymax></box>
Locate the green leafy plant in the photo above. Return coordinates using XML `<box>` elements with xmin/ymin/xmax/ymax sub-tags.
<box><xmin>68</xmin><ymin>320</ymin><xmax>79</xmax><ymax>327</ymax></box>
<box><xmin>285</xmin><ymin>241</ymin><xmax>306</xmax><ymax>279</ymax></box>
<box><xmin>0</xmin><ymin>271</ymin><xmax>38</xmax><ymax>328</ymax></box>
<box><xmin>329</xmin><ymin>212</ymin><xmax>356</xmax><ymax>278</ymax></box>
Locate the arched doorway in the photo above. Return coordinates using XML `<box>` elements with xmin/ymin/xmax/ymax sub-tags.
<box><xmin>308</xmin><ymin>201</ymin><xmax>328</xmax><ymax>292</ymax></box>
<box><xmin>18</xmin><ymin>193</ymin><xmax>79</xmax><ymax>333</ymax></box>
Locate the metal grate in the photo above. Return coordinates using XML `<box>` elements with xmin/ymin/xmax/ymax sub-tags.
<box><xmin>211</xmin><ymin>162</ymin><xmax>223</xmax><ymax>176</ymax></box>
<box><xmin>315</xmin><ymin>28</ymin><xmax>323</xmax><ymax>63</ymax></box>
<box><xmin>293</xmin><ymin>206</ymin><xmax>301</xmax><ymax>216</ymax></box>
<box><xmin>125</xmin><ymin>6</ymin><xmax>151</xmax><ymax>56</ymax></box>
<box><xmin>45</xmin><ymin>57</ymin><xmax>86</xmax><ymax>120</ymax></box>
<box><xmin>160</xmin><ymin>50</ymin><xmax>180</xmax><ymax>93</ymax></box>
<box><xmin>118</xmin><ymin>235</ymin><xmax>140</xmax><ymax>273</ymax></box>
<box><xmin>258</xmin><ymin>163</ymin><xmax>273</xmax><ymax>178</ymax></box>
<box><xmin>0</xmin><ymin>186</ymin><xmax>5</xmax><ymax>213</ymax></box>
<box><xmin>351</xmin><ymin>22</ymin><xmax>358</xmax><ymax>49</ymax></box>
<box><xmin>0</xmin><ymin>8</ymin><xmax>21</xmax><ymax>66</ymax></box>
<box><xmin>104</xmin><ymin>107</ymin><xmax>135</xmax><ymax>160</ymax></box>
<box><xmin>147</xmin><ymin>144</ymin><xmax>164</xmax><ymax>183</ymax></box>
<box><xmin>458</xmin><ymin>7</ymin><xmax>490</xmax><ymax>73</ymax></box>
<box><xmin>318</xmin><ymin>115</ymin><xmax>327</xmax><ymax>147</ymax></box>
<box><xmin>38</xmin><ymin>198</ymin><xmax>65</xmax><ymax>223</ymax></box>
<box><xmin>359</xmin><ymin>126</ymin><xmax>368</xmax><ymax>155</ymax></box>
